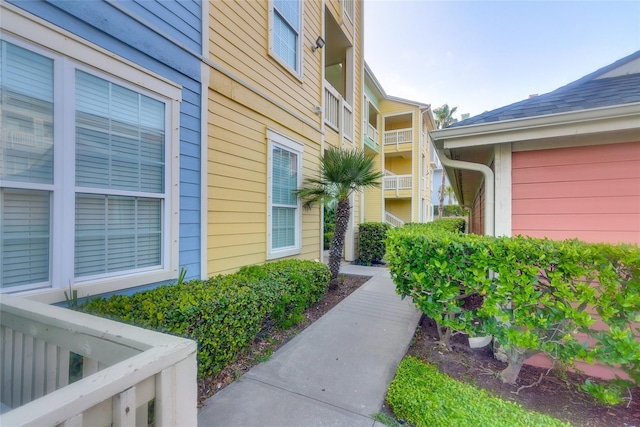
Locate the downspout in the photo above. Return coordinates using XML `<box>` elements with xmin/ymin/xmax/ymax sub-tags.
<box><xmin>435</xmin><ymin>147</ymin><xmax>495</xmax><ymax>236</ymax></box>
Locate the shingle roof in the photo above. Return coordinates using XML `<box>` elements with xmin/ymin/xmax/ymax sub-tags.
<box><xmin>450</xmin><ymin>51</ymin><xmax>640</xmax><ymax>128</ymax></box>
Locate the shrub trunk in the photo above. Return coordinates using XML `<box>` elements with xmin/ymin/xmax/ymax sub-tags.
<box><xmin>499</xmin><ymin>345</ymin><xmax>534</xmax><ymax>384</ymax></box>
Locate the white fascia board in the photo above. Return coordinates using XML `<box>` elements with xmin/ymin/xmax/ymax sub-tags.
<box><xmin>430</xmin><ymin>103</ymin><xmax>640</xmax><ymax>150</ymax></box>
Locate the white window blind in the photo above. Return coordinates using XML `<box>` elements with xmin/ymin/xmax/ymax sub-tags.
<box><xmin>273</xmin><ymin>0</ymin><xmax>300</xmax><ymax>71</ymax></box>
<box><xmin>0</xmin><ymin>41</ymin><xmax>54</xmax><ymax>184</ymax></box>
<box><xmin>271</xmin><ymin>146</ymin><xmax>298</xmax><ymax>249</ymax></box>
<box><xmin>0</xmin><ymin>37</ymin><xmax>172</xmax><ymax>293</ymax></box>
<box><xmin>75</xmin><ymin>71</ymin><xmax>165</xmax><ymax>193</ymax></box>
<box><xmin>1</xmin><ymin>189</ymin><xmax>50</xmax><ymax>288</ymax></box>
<box><xmin>0</xmin><ymin>40</ymin><xmax>54</xmax><ymax>290</ymax></box>
<box><xmin>75</xmin><ymin>195</ymin><xmax>161</xmax><ymax>278</ymax></box>
<box><xmin>75</xmin><ymin>70</ymin><xmax>165</xmax><ymax>278</ymax></box>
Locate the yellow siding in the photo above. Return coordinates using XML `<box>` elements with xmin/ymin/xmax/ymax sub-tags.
<box><xmin>207</xmin><ymin>88</ymin><xmax>322</xmax><ymax>275</ymax></box>
<box><xmin>205</xmin><ymin>0</ymin><xmax>366</xmax><ymax>274</ymax></box>
<box><xmin>386</xmin><ymin>199</ymin><xmax>412</xmax><ymax>224</ymax></box>
<box><xmin>208</xmin><ymin>1</ymin><xmax>323</xmax><ymax>128</ymax></box>
<box><xmin>385</xmin><ymin>157</ymin><xmax>412</xmax><ymax>174</ymax></box>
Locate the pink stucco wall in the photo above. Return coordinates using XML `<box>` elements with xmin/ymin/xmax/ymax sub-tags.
<box><xmin>512</xmin><ymin>141</ymin><xmax>640</xmax><ymax>245</ymax></box>
<box><xmin>511</xmin><ymin>141</ymin><xmax>640</xmax><ymax>380</ymax></box>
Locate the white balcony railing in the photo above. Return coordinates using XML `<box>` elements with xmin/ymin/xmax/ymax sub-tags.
<box><xmin>385</xmin><ymin>211</ymin><xmax>405</xmax><ymax>228</ymax></box>
<box><xmin>324</xmin><ymin>84</ymin><xmax>340</xmax><ymax>131</ymax></box>
<box><xmin>365</xmin><ymin>123</ymin><xmax>378</xmax><ymax>143</ymax></box>
<box><xmin>383</xmin><ymin>174</ymin><xmax>412</xmax><ymax>191</ymax></box>
<box><xmin>342</xmin><ymin>0</ymin><xmax>354</xmax><ymax>22</ymax></box>
<box><xmin>343</xmin><ymin>102</ymin><xmax>353</xmax><ymax>141</ymax></box>
<box><xmin>324</xmin><ymin>81</ymin><xmax>353</xmax><ymax>143</ymax></box>
<box><xmin>0</xmin><ymin>294</ymin><xmax>197</xmax><ymax>426</ymax></box>
<box><xmin>383</xmin><ymin>128</ymin><xmax>413</xmax><ymax>148</ymax></box>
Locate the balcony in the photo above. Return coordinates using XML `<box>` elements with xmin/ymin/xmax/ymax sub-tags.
<box><xmin>383</xmin><ymin>128</ymin><xmax>413</xmax><ymax>154</ymax></box>
<box><xmin>324</xmin><ymin>82</ymin><xmax>353</xmax><ymax>142</ymax></box>
<box><xmin>363</xmin><ymin>123</ymin><xmax>379</xmax><ymax>152</ymax></box>
<box><xmin>383</xmin><ymin>172</ymin><xmax>412</xmax><ymax>198</ymax></box>
<box><xmin>0</xmin><ymin>294</ymin><xmax>197</xmax><ymax>426</ymax></box>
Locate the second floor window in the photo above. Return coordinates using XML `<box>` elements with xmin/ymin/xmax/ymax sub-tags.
<box><xmin>271</xmin><ymin>0</ymin><xmax>301</xmax><ymax>75</ymax></box>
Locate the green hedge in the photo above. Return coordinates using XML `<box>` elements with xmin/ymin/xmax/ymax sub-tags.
<box><xmin>358</xmin><ymin>222</ymin><xmax>391</xmax><ymax>265</ymax></box>
<box><xmin>82</xmin><ymin>260</ymin><xmax>330</xmax><ymax>378</ymax></box>
<box><xmin>386</xmin><ymin>226</ymin><xmax>640</xmax><ymax>386</ymax></box>
<box><xmin>324</xmin><ymin>231</ymin><xmax>334</xmax><ymax>249</ymax></box>
<box><xmin>387</xmin><ymin>357</ymin><xmax>570</xmax><ymax>427</ymax></box>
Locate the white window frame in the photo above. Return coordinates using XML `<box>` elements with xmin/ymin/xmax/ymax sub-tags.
<box><xmin>0</xmin><ymin>6</ymin><xmax>181</xmax><ymax>303</ymax></box>
<box><xmin>268</xmin><ymin>0</ymin><xmax>303</xmax><ymax>79</ymax></box>
<box><xmin>266</xmin><ymin>129</ymin><xmax>303</xmax><ymax>260</ymax></box>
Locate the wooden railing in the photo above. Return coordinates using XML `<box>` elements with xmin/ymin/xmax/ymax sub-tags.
<box><xmin>342</xmin><ymin>0</ymin><xmax>355</xmax><ymax>22</ymax></box>
<box><xmin>385</xmin><ymin>211</ymin><xmax>405</xmax><ymax>228</ymax></box>
<box><xmin>365</xmin><ymin>123</ymin><xmax>378</xmax><ymax>144</ymax></box>
<box><xmin>383</xmin><ymin>128</ymin><xmax>413</xmax><ymax>148</ymax></box>
<box><xmin>324</xmin><ymin>84</ymin><xmax>340</xmax><ymax>131</ymax></box>
<box><xmin>324</xmin><ymin>81</ymin><xmax>353</xmax><ymax>143</ymax></box>
<box><xmin>383</xmin><ymin>174</ymin><xmax>412</xmax><ymax>191</ymax></box>
<box><xmin>0</xmin><ymin>294</ymin><xmax>197</xmax><ymax>427</ymax></box>
<box><xmin>343</xmin><ymin>101</ymin><xmax>353</xmax><ymax>141</ymax></box>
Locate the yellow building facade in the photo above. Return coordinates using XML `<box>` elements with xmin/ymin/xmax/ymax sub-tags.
<box><xmin>204</xmin><ymin>0</ymin><xmax>364</xmax><ymax>275</ymax></box>
<box><xmin>363</xmin><ymin>64</ymin><xmax>437</xmax><ymax>227</ymax></box>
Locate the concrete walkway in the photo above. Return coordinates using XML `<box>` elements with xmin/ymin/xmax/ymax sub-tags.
<box><xmin>198</xmin><ymin>264</ymin><xmax>421</xmax><ymax>427</ymax></box>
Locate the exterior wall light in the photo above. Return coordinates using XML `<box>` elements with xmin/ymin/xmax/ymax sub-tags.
<box><xmin>311</xmin><ymin>36</ymin><xmax>325</xmax><ymax>52</ymax></box>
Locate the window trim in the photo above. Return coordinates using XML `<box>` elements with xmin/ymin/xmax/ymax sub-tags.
<box><xmin>266</xmin><ymin>129</ymin><xmax>303</xmax><ymax>260</ymax></box>
<box><xmin>268</xmin><ymin>0</ymin><xmax>304</xmax><ymax>80</ymax></box>
<box><xmin>0</xmin><ymin>8</ymin><xmax>181</xmax><ymax>303</ymax></box>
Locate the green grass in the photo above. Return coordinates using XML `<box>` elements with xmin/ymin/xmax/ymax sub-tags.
<box><xmin>387</xmin><ymin>356</ymin><xmax>572</xmax><ymax>427</ymax></box>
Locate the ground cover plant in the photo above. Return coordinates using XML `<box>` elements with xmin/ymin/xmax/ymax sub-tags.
<box><xmin>386</xmin><ymin>219</ymin><xmax>639</xmax><ymax>397</ymax></box>
<box><xmin>396</xmin><ymin>316</ymin><xmax>640</xmax><ymax>427</ymax></box>
<box><xmin>387</xmin><ymin>356</ymin><xmax>571</xmax><ymax>427</ymax></box>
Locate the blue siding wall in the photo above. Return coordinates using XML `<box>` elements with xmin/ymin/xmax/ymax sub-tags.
<box><xmin>8</xmin><ymin>0</ymin><xmax>203</xmax><ymax>282</ymax></box>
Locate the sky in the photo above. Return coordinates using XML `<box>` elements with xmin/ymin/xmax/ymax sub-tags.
<box><xmin>364</xmin><ymin>0</ymin><xmax>640</xmax><ymax>120</ymax></box>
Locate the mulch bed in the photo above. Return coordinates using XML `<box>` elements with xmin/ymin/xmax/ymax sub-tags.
<box><xmin>402</xmin><ymin>315</ymin><xmax>640</xmax><ymax>427</ymax></box>
<box><xmin>196</xmin><ymin>271</ymin><xmax>639</xmax><ymax>427</ymax></box>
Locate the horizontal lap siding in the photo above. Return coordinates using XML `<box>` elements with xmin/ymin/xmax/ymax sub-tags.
<box><xmin>513</xmin><ymin>142</ymin><xmax>640</xmax><ymax>380</ymax></box>
<box><xmin>207</xmin><ymin>90</ymin><xmax>321</xmax><ymax>276</ymax></box>
<box><xmin>512</xmin><ymin>142</ymin><xmax>640</xmax><ymax>244</ymax></box>
<box><xmin>209</xmin><ymin>0</ymin><xmax>322</xmax><ymax>128</ymax></box>
<box><xmin>8</xmin><ymin>1</ymin><xmax>203</xmax><ymax>282</ymax></box>
<box><xmin>206</xmin><ymin>1</ymin><xmax>325</xmax><ymax>276</ymax></box>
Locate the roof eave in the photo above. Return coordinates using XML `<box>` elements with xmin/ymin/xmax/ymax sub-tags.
<box><xmin>430</xmin><ymin>102</ymin><xmax>640</xmax><ymax>150</ymax></box>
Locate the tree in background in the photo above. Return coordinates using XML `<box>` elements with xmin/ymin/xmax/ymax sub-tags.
<box><xmin>433</xmin><ymin>104</ymin><xmax>458</xmax><ymax>218</ymax></box>
<box><xmin>296</xmin><ymin>147</ymin><xmax>382</xmax><ymax>287</ymax></box>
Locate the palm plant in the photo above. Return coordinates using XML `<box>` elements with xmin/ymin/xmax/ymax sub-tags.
<box><xmin>433</xmin><ymin>104</ymin><xmax>458</xmax><ymax>218</ymax></box>
<box><xmin>296</xmin><ymin>147</ymin><xmax>383</xmax><ymax>287</ymax></box>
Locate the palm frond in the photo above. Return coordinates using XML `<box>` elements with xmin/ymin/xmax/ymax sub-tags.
<box><xmin>295</xmin><ymin>147</ymin><xmax>383</xmax><ymax>210</ymax></box>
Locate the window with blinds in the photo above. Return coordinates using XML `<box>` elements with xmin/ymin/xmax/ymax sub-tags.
<box><xmin>267</xmin><ymin>130</ymin><xmax>302</xmax><ymax>259</ymax></box>
<box><xmin>271</xmin><ymin>0</ymin><xmax>301</xmax><ymax>74</ymax></box>
<box><xmin>1</xmin><ymin>41</ymin><xmax>54</xmax><ymax>291</ymax></box>
<box><xmin>0</xmin><ymin>38</ymin><xmax>170</xmax><ymax>292</ymax></box>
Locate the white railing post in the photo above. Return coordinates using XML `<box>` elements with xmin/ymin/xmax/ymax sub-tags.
<box><xmin>343</xmin><ymin>101</ymin><xmax>353</xmax><ymax>141</ymax></box>
<box><xmin>0</xmin><ymin>294</ymin><xmax>197</xmax><ymax>427</ymax></box>
<box><xmin>324</xmin><ymin>82</ymin><xmax>340</xmax><ymax>132</ymax></box>
<box><xmin>385</xmin><ymin>211</ymin><xmax>405</xmax><ymax>227</ymax></box>
<box><xmin>112</xmin><ymin>387</ymin><xmax>136</xmax><ymax>427</ymax></box>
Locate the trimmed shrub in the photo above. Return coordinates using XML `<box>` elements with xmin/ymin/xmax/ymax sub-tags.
<box><xmin>324</xmin><ymin>231</ymin><xmax>334</xmax><ymax>249</ymax></box>
<box><xmin>82</xmin><ymin>260</ymin><xmax>330</xmax><ymax>378</ymax></box>
<box><xmin>238</xmin><ymin>260</ymin><xmax>330</xmax><ymax>328</ymax></box>
<box><xmin>386</xmin><ymin>226</ymin><xmax>640</xmax><ymax>387</ymax></box>
<box><xmin>358</xmin><ymin>222</ymin><xmax>391</xmax><ymax>265</ymax></box>
<box><xmin>387</xmin><ymin>356</ymin><xmax>570</xmax><ymax>427</ymax></box>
